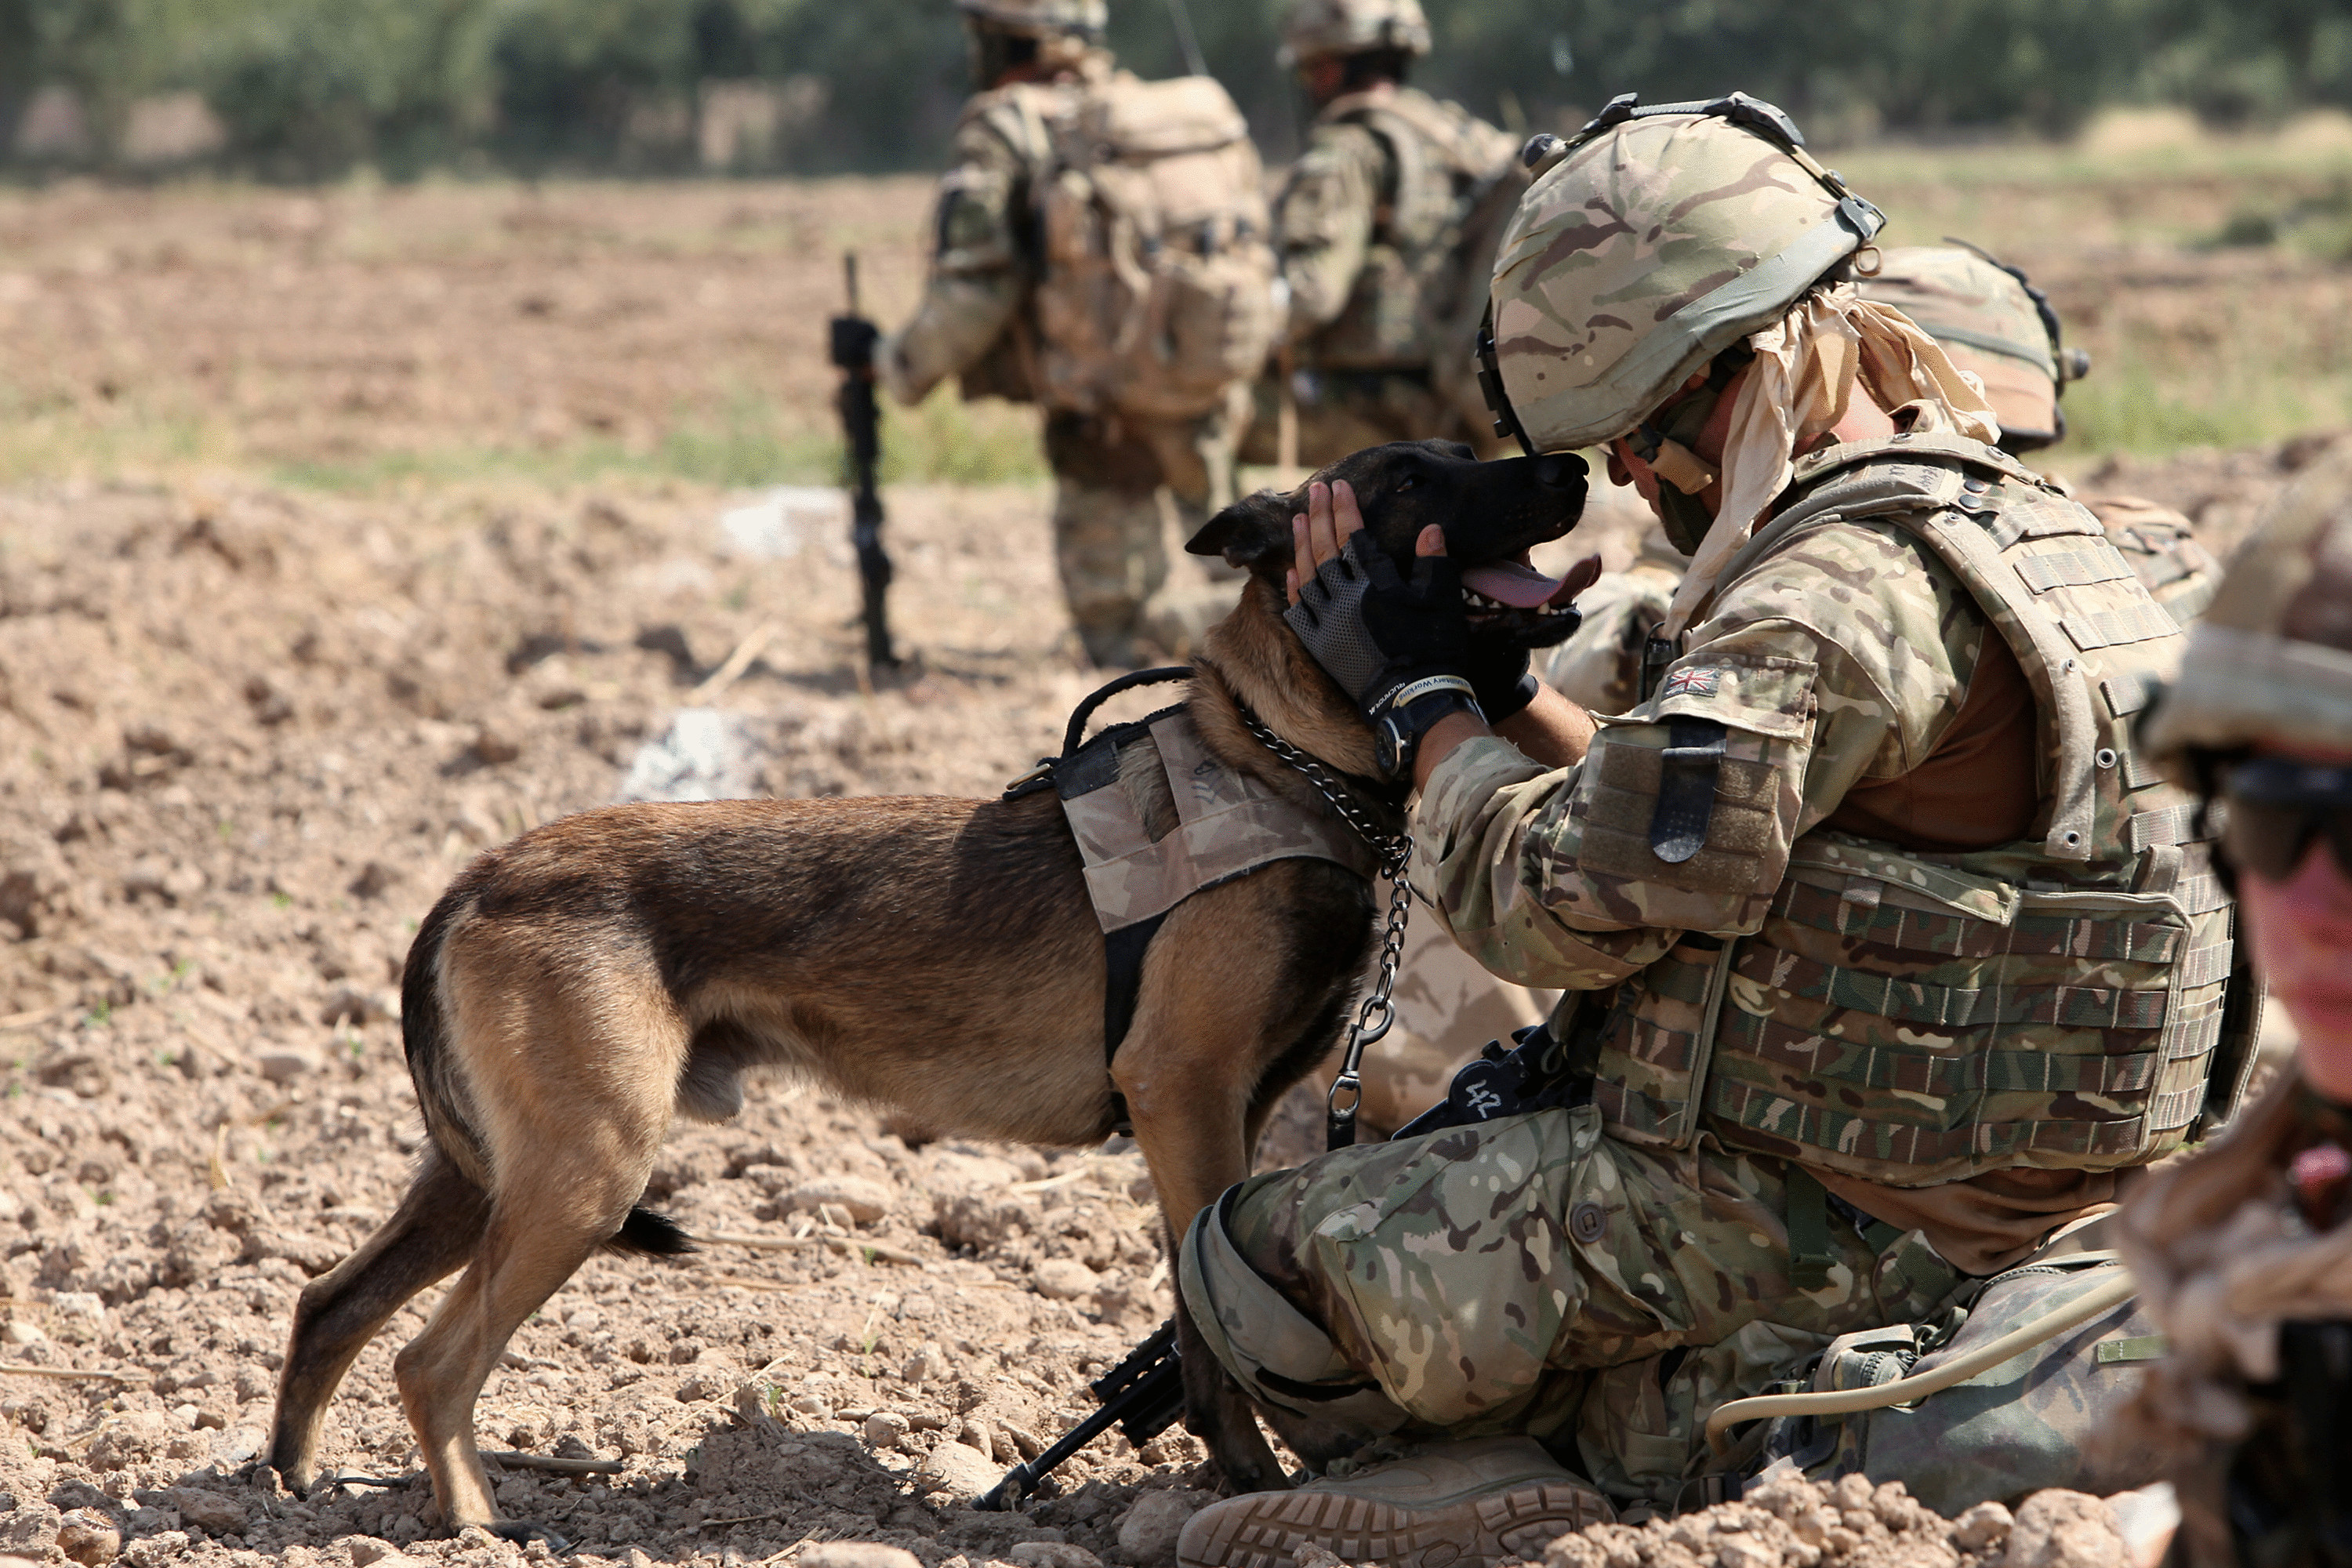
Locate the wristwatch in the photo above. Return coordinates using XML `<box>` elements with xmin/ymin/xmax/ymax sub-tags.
<box><xmin>1371</xmin><ymin>675</ymin><xmax>1485</xmax><ymax>780</ymax></box>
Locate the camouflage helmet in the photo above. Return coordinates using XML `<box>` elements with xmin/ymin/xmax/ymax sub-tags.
<box><xmin>1277</xmin><ymin>0</ymin><xmax>1432</xmax><ymax>67</ymax></box>
<box><xmin>2143</xmin><ymin>441</ymin><xmax>2352</xmax><ymax>769</ymax></box>
<box><xmin>1479</xmin><ymin>93</ymin><xmax>1885</xmax><ymax>454</ymax></box>
<box><xmin>1858</xmin><ymin>242</ymin><xmax>2089</xmax><ymax>452</ymax></box>
<box><xmin>956</xmin><ymin>0</ymin><xmax>1106</xmax><ymax>37</ymax></box>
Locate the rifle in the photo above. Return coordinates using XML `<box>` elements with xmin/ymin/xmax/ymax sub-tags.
<box><xmin>828</xmin><ymin>253</ymin><xmax>898</xmax><ymax>673</ymax></box>
<box><xmin>976</xmin><ymin>1319</ymin><xmax>1185</xmax><ymax>1509</ymax></box>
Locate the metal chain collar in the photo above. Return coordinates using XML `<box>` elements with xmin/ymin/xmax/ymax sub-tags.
<box><xmin>1232</xmin><ymin>705</ymin><xmax>1413</xmax><ymax>1150</ymax></box>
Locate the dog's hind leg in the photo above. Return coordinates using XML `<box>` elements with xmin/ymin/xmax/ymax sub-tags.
<box><xmin>394</xmin><ymin>1136</ymin><xmax>659</xmax><ymax>1541</ymax></box>
<box><xmin>269</xmin><ymin>1148</ymin><xmax>490</xmax><ymax>1495</ymax></box>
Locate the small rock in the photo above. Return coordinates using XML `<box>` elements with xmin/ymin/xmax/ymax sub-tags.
<box><xmin>1117</xmin><ymin>1490</ymin><xmax>1210</xmax><ymax>1566</ymax></box>
<box><xmin>473</xmin><ymin>727</ymin><xmax>521</xmax><ymax>766</ymax></box>
<box><xmin>212</xmin><ymin>1426</ymin><xmax>265</xmax><ymax>1466</ymax></box>
<box><xmin>169</xmin><ymin>1487</ymin><xmax>248</xmax><ymax>1534</ymax></box>
<box><xmin>781</xmin><ymin>1177</ymin><xmax>892</xmax><ymax>1224</ymax></box>
<box><xmin>2002</xmin><ymin>1491</ymin><xmax>2125</xmax><ymax>1568</ymax></box>
<box><xmin>119</xmin><ymin>1530</ymin><xmax>191</xmax><ymax>1568</ymax></box>
<box><xmin>732</xmin><ymin>1379</ymin><xmax>782</xmax><ymax>1421</ymax></box>
<box><xmin>1295</xmin><ymin>1550</ymin><xmax>1349</xmax><ymax>1568</ymax></box>
<box><xmin>1010</xmin><ymin>1544</ymin><xmax>1103</xmax><ymax>1568</ymax></box>
<box><xmin>1032</xmin><ymin>1258</ymin><xmax>1100</xmax><ymax>1301</ymax></box>
<box><xmin>320</xmin><ymin>985</ymin><xmax>397</xmax><ymax>1025</ymax></box>
<box><xmin>348</xmin><ymin>1544</ymin><xmax>415</xmax><ymax>1568</ymax></box>
<box><xmin>1954</xmin><ymin>1501</ymin><xmax>2014</xmax><ymax>1553</ymax></box>
<box><xmin>915</xmin><ymin>1441</ymin><xmax>1004</xmax><ymax>1501</ymax></box>
<box><xmin>864</xmin><ymin>1410</ymin><xmax>911</xmax><ymax>1450</ymax></box>
<box><xmin>1716</xmin><ymin>1533</ymin><xmax>1776</xmax><ymax>1568</ymax></box>
<box><xmin>54</xmin><ymin>1512</ymin><xmax>119</xmax><ymax>1568</ymax></box>
<box><xmin>799</xmin><ymin>1545</ymin><xmax>924</xmax><ymax>1568</ymax></box>
<box><xmin>256</xmin><ymin>1047</ymin><xmax>320</xmax><ymax>1083</ymax></box>
<box><xmin>2</xmin><ymin>1320</ymin><xmax>44</xmax><ymax>1346</ymax></box>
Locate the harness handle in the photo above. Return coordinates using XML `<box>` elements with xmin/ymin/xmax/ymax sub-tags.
<box><xmin>1062</xmin><ymin>666</ymin><xmax>1194</xmax><ymax>758</ymax></box>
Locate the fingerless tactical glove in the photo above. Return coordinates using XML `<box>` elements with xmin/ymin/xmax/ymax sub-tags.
<box><xmin>1283</xmin><ymin>533</ymin><xmax>1483</xmax><ymax>779</ymax></box>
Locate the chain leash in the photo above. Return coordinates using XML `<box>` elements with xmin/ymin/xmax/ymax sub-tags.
<box><xmin>1233</xmin><ymin>706</ymin><xmax>1414</xmax><ymax>1151</ymax></box>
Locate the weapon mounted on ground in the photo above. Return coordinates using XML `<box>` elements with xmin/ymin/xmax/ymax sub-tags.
<box><xmin>829</xmin><ymin>254</ymin><xmax>898</xmax><ymax>672</ymax></box>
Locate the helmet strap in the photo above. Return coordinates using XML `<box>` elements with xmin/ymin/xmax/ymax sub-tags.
<box><xmin>1626</xmin><ymin>348</ymin><xmax>1749</xmax><ymax>554</ymax></box>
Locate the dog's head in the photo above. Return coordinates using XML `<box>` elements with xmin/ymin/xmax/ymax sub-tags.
<box><xmin>1185</xmin><ymin>441</ymin><xmax>1590</xmax><ymax>643</ymax></box>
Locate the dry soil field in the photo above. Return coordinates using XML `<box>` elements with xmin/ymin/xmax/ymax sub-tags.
<box><xmin>0</xmin><ymin>140</ymin><xmax>2344</xmax><ymax>1568</ymax></box>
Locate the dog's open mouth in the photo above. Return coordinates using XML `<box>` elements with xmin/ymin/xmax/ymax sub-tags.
<box><xmin>1461</xmin><ymin>554</ymin><xmax>1583</xmax><ymax>648</ymax></box>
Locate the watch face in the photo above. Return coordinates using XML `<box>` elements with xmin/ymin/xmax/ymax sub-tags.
<box><xmin>1375</xmin><ymin>716</ymin><xmax>1408</xmax><ymax>780</ymax></box>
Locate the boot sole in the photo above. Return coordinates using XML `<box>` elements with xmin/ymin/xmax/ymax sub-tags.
<box><xmin>1175</xmin><ymin>1479</ymin><xmax>1613</xmax><ymax>1568</ymax></box>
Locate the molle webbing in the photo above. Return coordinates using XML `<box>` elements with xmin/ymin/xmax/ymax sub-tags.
<box><xmin>1059</xmin><ymin>710</ymin><xmax>1380</xmax><ymax>934</ymax></box>
<box><xmin>1592</xmin><ymin>437</ymin><xmax>2239</xmax><ymax>1185</ymax></box>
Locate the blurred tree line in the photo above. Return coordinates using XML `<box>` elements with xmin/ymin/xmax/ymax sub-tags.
<box><xmin>2</xmin><ymin>0</ymin><xmax>2349</xmax><ymax>179</ymax></box>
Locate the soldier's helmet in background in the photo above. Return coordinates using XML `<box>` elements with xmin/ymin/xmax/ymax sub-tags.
<box><xmin>956</xmin><ymin>0</ymin><xmax>1108</xmax><ymax>38</ymax></box>
<box><xmin>1858</xmin><ymin>244</ymin><xmax>2089</xmax><ymax>453</ymax></box>
<box><xmin>1276</xmin><ymin>0</ymin><xmax>1432</xmax><ymax>66</ymax></box>
<box><xmin>1484</xmin><ymin>96</ymin><xmax>1882</xmax><ymax>453</ymax></box>
<box><xmin>2143</xmin><ymin>442</ymin><xmax>2352</xmax><ymax>771</ymax></box>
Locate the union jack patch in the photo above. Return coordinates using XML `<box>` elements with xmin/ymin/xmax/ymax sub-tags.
<box><xmin>1660</xmin><ymin>667</ymin><xmax>1721</xmax><ymax>699</ymax></box>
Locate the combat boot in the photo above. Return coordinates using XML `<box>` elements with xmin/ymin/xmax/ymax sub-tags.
<box><xmin>1175</xmin><ymin>1436</ymin><xmax>1615</xmax><ymax>1568</ymax></box>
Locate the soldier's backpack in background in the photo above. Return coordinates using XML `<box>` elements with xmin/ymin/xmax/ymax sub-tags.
<box><xmin>1307</xmin><ymin>90</ymin><xmax>1525</xmax><ymax>428</ymax></box>
<box><xmin>1033</xmin><ymin>74</ymin><xmax>1279</xmax><ymax>422</ymax></box>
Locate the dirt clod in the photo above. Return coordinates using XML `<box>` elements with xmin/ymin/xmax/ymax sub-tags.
<box><xmin>54</xmin><ymin>1510</ymin><xmax>120</xmax><ymax>1566</ymax></box>
<box><xmin>1999</xmin><ymin>1493</ymin><xmax>2125</xmax><ymax>1568</ymax></box>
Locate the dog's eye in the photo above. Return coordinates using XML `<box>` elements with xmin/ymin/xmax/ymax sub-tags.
<box><xmin>1394</xmin><ymin>475</ymin><xmax>1420</xmax><ymax>492</ymax></box>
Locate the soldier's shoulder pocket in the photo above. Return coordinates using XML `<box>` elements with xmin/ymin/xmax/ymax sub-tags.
<box><xmin>1644</xmin><ymin>652</ymin><xmax>1817</xmax><ymax>740</ymax></box>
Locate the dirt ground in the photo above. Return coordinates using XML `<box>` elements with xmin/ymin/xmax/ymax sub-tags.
<box><xmin>0</xmin><ymin>166</ymin><xmax>2333</xmax><ymax>1568</ymax></box>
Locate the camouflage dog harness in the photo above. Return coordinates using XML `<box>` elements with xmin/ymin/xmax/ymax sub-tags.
<box><xmin>1009</xmin><ymin>670</ymin><xmax>1381</xmax><ymax>1109</ymax></box>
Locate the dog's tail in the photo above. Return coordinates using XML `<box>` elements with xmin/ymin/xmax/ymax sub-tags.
<box><xmin>609</xmin><ymin>1207</ymin><xmax>696</xmax><ymax>1258</ymax></box>
<box><xmin>401</xmin><ymin>860</ymin><xmax>697</xmax><ymax>1258</ymax></box>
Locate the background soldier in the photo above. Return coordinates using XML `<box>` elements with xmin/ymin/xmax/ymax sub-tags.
<box><xmin>1859</xmin><ymin>242</ymin><xmax>2220</xmax><ymax>626</ymax></box>
<box><xmin>879</xmin><ymin>0</ymin><xmax>1272</xmax><ymax>667</ymax></box>
<box><xmin>2123</xmin><ymin>443</ymin><xmax>2352</xmax><ymax>1566</ymax></box>
<box><xmin>1178</xmin><ymin>98</ymin><xmax>2237</xmax><ymax>1557</ymax></box>
<box><xmin>1536</xmin><ymin>238</ymin><xmax>2223</xmax><ymax>728</ymax></box>
<box><xmin>1247</xmin><ymin>0</ymin><xmax>1521</xmax><ymax>466</ymax></box>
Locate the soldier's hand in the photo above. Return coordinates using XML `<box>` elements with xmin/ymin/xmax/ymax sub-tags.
<box><xmin>1281</xmin><ymin>481</ymin><xmax>1480</xmax><ymax>779</ymax></box>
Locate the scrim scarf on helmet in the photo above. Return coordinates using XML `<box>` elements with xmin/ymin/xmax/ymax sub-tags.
<box><xmin>1661</xmin><ymin>284</ymin><xmax>1999</xmax><ymax>641</ymax></box>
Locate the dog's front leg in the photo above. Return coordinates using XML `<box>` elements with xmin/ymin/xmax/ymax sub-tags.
<box><xmin>1173</xmin><ymin>1276</ymin><xmax>1291</xmax><ymax>1493</ymax></box>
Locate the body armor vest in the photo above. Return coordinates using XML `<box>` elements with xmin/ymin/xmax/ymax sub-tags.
<box><xmin>1589</xmin><ymin>434</ymin><xmax>2249</xmax><ymax>1186</ymax></box>
<box><xmin>1307</xmin><ymin>89</ymin><xmax>1513</xmax><ymax>373</ymax></box>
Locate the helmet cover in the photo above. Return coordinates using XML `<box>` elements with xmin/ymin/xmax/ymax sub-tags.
<box><xmin>1860</xmin><ymin>244</ymin><xmax>2071</xmax><ymax>450</ymax></box>
<box><xmin>1486</xmin><ymin>98</ymin><xmax>1881</xmax><ymax>452</ymax></box>
<box><xmin>1278</xmin><ymin>0</ymin><xmax>1431</xmax><ymax>66</ymax></box>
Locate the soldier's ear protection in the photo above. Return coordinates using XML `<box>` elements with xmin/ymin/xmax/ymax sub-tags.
<box><xmin>1473</xmin><ymin>90</ymin><xmax>1885</xmax><ymax>462</ymax></box>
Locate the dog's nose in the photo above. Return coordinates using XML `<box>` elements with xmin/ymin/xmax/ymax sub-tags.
<box><xmin>1534</xmin><ymin>453</ymin><xmax>1588</xmax><ymax>489</ymax></box>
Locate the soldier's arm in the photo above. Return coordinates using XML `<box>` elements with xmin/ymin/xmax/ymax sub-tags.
<box><xmin>1272</xmin><ymin>125</ymin><xmax>1381</xmax><ymax>336</ymax></box>
<box><xmin>1413</xmin><ymin>523</ymin><xmax>1973</xmax><ymax>992</ymax></box>
<box><xmin>881</xmin><ymin>115</ymin><xmax>1033</xmax><ymax>407</ymax></box>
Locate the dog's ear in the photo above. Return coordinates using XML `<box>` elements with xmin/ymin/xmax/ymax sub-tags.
<box><xmin>1439</xmin><ymin>441</ymin><xmax>1475</xmax><ymax>461</ymax></box>
<box><xmin>1186</xmin><ymin>491</ymin><xmax>1295</xmax><ymax>571</ymax></box>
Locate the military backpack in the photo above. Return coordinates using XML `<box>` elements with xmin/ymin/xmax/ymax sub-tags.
<box><xmin>1032</xmin><ymin>74</ymin><xmax>1279</xmax><ymax>421</ymax></box>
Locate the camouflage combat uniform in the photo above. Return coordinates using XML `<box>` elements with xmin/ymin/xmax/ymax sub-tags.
<box><xmin>1184</xmin><ymin>419</ymin><xmax>2235</xmax><ymax>1505</ymax></box>
<box><xmin>1252</xmin><ymin>88</ymin><xmax>1519</xmax><ymax>464</ymax></box>
<box><xmin>884</xmin><ymin>61</ymin><xmax>1254</xmax><ymax>666</ymax></box>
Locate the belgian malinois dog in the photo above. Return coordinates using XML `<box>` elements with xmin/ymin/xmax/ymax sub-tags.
<box><xmin>267</xmin><ymin>440</ymin><xmax>1587</xmax><ymax>1541</ymax></box>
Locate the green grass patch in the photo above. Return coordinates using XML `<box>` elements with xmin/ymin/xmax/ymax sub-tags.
<box><xmin>272</xmin><ymin>386</ymin><xmax>1044</xmax><ymax>495</ymax></box>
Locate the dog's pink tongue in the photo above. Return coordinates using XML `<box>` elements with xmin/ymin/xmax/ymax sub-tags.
<box><xmin>1461</xmin><ymin>560</ymin><xmax>1572</xmax><ymax>609</ymax></box>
